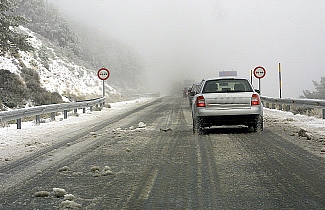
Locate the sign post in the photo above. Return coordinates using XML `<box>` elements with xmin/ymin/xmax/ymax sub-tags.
<box><xmin>253</xmin><ymin>66</ymin><xmax>266</xmax><ymax>94</ymax></box>
<box><xmin>97</xmin><ymin>67</ymin><xmax>110</xmax><ymax>97</ymax></box>
<box><xmin>278</xmin><ymin>63</ymin><xmax>282</xmax><ymax>98</ymax></box>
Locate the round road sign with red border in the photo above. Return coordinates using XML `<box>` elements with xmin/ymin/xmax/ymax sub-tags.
<box><xmin>253</xmin><ymin>66</ymin><xmax>266</xmax><ymax>79</ymax></box>
<box><xmin>97</xmin><ymin>67</ymin><xmax>110</xmax><ymax>80</ymax></box>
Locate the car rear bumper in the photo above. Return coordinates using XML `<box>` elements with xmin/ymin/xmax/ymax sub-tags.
<box><xmin>195</xmin><ymin>105</ymin><xmax>262</xmax><ymax>116</ymax></box>
<box><xmin>197</xmin><ymin>114</ymin><xmax>260</xmax><ymax>127</ymax></box>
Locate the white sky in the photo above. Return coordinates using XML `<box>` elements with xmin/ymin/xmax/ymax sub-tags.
<box><xmin>49</xmin><ymin>0</ymin><xmax>325</xmax><ymax>98</ymax></box>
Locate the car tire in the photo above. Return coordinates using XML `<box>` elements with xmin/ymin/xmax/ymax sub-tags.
<box><xmin>192</xmin><ymin>118</ymin><xmax>196</xmax><ymax>134</ymax></box>
<box><xmin>251</xmin><ymin>116</ymin><xmax>263</xmax><ymax>132</ymax></box>
<box><xmin>193</xmin><ymin>118</ymin><xmax>204</xmax><ymax>134</ymax></box>
<box><xmin>259</xmin><ymin>116</ymin><xmax>264</xmax><ymax>131</ymax></box>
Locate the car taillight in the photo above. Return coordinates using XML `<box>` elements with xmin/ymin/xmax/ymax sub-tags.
<box><xmin>251</xmin><ymin>93</ymin><xmax>260</xmax><ymax>106</ymax></box>
<box><xmin>196</xmin><ymin>95</ymin><xmax>206</xmax><ymax>107</ymax></box>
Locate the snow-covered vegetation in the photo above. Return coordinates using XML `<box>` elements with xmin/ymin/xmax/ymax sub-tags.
<box><xmin>0</xmin><ymin>0</ymin><xmax>145</xmax><ymax>110</ymax></box>
<box><xmin>0</xmin><ymin>27</ymin><xmax>116</xmax><ymax>101</ymax></box>
<box><xmin>1</xmin><ymin>26</ymin><xmax>114</xmax><ymax>105</ymax></box>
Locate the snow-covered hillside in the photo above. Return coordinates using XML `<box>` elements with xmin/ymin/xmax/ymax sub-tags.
<box><xmin>0</xmin><ymin>26</ymin><xmax>117</xmax><ymax>101</ymax></box>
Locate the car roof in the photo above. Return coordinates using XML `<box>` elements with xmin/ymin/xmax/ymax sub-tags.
<box><xmin>203</xmin><ymin>77</ymin><xmax>249</xmax><ymax>81</ymax></box>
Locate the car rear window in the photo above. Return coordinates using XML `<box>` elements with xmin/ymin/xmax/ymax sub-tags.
<box><xmin>202</xmin><ymin>79</ymin><xmax>253</xmax><ymax>93</ymax></box>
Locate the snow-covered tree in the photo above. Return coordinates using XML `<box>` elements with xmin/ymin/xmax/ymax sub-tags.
<box><xmin>302</xmin><ymin>76</ymin><xmax>325</xmax><ymax>99</ymax></box>
<box><xmin>0</xmin><ymin>0</ymin><xmax>33</xmax><ymax>54</ymax></box>
<box><xmin>16</xmin><ymin>0</ymin><xmax>81</xmax><ymax>57</ymax></box>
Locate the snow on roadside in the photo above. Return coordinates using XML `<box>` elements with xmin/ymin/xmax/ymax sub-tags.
<box><xmin>264</xmin><ymin>108</ymin><xmax>325</xmax><ymax>137</ymax></box>
<box><xmin>2</xmin><ymin>101</ymin><xmax>325</xmax><ymax>163</ymax></box>
<box><xmin>0</xmin><ymin>97</ymin><xmax>153</xmax><ymax>163</ymax></box>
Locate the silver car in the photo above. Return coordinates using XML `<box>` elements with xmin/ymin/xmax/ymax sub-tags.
<box><xmin>191</xmin><ymin>77</ymin><xmax>263</xmax><ymax>133</ymax></box>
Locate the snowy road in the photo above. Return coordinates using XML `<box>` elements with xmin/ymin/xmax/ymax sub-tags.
<box><xmin>1</xmin><ymin>96</ymin><xmax>325</xmax><ymax>209</ymax></box>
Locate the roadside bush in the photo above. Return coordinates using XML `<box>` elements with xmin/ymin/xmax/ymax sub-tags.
<box><xmin>291</xmin><ymin>106</ymin><xmax>312</xmax><ymax>115</ymax></box>
<box><xmin>21</xmin><ymin>67</ymin><xmax>63</xmax><ymax>105</ymax></box>
<box><xmin>38</xmin><ymin>45</ymin><xmax>50</xmax><ymax>70</ymax></box>
<box><xmin>0</xmin><ymin>70</ymin><xmax>29</xmax><ymax>108</ymax></box>
<box><xmin>0</xmin><ymin>68</ymin><xmax>63</xmax><ymax>108</ymax></box>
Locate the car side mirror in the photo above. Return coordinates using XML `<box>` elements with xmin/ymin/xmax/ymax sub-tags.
<box><xmin>255</xmin><ymin>89</ymin><xmax>260</xmax><ymax>94</ymax></box>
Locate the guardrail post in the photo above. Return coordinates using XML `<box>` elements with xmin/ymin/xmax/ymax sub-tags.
<box><xmin>17</xmin><ymin>118</ymin><xmax>21</xmax><ymax>129</ymax></box>
<box><xmin>271</xmin><ymin>103</ymin><xmax>276</xmax><ymax>109</ymax></box>
<box><xmin>36</xmin><ymin>115</ymin><xmax>40</xmax><ymax>125</ymax></box>
<box><xmin>278</xmin><ymin>104</ymin><xmax>282</xmax><ymax>110</ymax></box>
<box><xmin>74</xmin><ymin>108</ymin><xmax>77</xmax><ymax>113</ymax></box>
<box><xmin>0</xmin><ymin>97</ymin><xmax>106</xmax><ymax>127</ymax></box>
<box><xmin>286</xmin><ymin>105</ymin><xmax>291</xmax><ymax>111</ymax></box>
<box><xmin>64</xmin><ymin>110</ymin><xmax>68</xmax><ymax>119</ymax></box>
<box><xmin>51</xmin><ymin>112</ymin><xmax>55</xmax><ymax>121</ymax></box>
<box><xmin>323</xmin><ymin>109</ymin><xmax>325</xmax><ymax>119</ymax></box>
<box><xmin>83</xmin><ymin>108</ymin><xmax>86</xmax><ymax>113</ymax></box>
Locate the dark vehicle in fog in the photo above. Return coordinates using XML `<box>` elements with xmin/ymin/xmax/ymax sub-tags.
<box><xmin>188</xmin><ymin>82</ymin><xmax>200</xmax><ymax>107</ymax></box>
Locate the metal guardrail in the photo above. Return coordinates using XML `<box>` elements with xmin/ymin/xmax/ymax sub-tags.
<box><xmin>261</xmin><ymin>96</ymin><xmax>325</xmax><ymax>119</ymax></box>
<box><xmin>2</xmin><ymin>95</ymin><xmax>324</xmax><ymax>129</ymax></box>
<box><xmin>0</xmin><ymin>97</ymin><xmax>105</xmax><ymax>129</ymax></box>
<box><xmin>130</xmin><ymin>93</ymin><xmax>161</xmax><ymax>98</ymax></box>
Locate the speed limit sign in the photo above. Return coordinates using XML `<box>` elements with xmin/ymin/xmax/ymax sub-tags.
<box><xmin>253</xmin><ymin>66</ymin><xmax>266</xmax><ymax>79</ymax></box>
<box><xmin>97</xmin><ymin>67</ymin><xmax>110</xmax><ymax>80</ymax></box>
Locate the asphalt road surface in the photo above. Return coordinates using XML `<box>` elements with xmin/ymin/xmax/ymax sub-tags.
<box><xmin>1</xmin><ymin>96</ymin><xmax>325</xmax><ymax>209</ymax></box>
